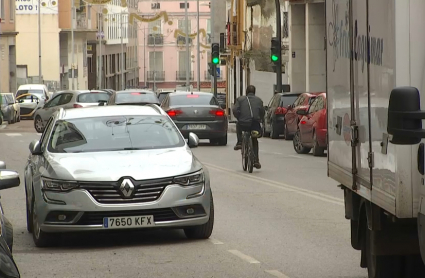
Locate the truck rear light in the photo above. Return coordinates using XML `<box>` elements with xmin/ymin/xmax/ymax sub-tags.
<box><xmin>73</xmin><ymin>104</ymin><xmax>83</xmax><ymax>108</ymax></box>
<box><xmin>167</xmin><ymin>109</ymin><xmax>182</xmax><ymax>117</ymax></box>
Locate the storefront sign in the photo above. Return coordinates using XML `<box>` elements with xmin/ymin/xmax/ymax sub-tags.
<box><xmin>15</xmin><ymin>0</ymin><xmax>58</xmax><ymax>15</ymax></box>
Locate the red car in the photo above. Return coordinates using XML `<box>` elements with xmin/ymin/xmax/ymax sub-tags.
<box><xmin>283</xmin><ymin>92</ymin><xmax>323</xmax><ymax>140</ymax></box>
<box><xmin>293</xmin><ymin>93</ymin><xmax>327</xmax><ymax>156</ymax></box>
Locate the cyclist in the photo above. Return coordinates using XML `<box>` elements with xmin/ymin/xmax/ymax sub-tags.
<box><xmin>232</xmin><ymin>85</ymin><xmax>265</xmax><ymax>169</ymax></box>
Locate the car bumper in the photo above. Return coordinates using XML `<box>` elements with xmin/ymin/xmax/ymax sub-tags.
<box><xmin>316</xmin><ymin>128</ymin><xmax>327</xmax><ymax>148</ymax></box>
<box><xmin>35</xmin><ymin>183</ymin><xmax>212</xmax><ymax>233</ymax></box>
<box><xmin>175</xmin><ymin>121</ymin><xmax>228</xmax><ymax>139</ymax></box>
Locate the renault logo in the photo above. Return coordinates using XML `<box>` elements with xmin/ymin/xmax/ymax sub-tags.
<box><xmin>120</xmin><ymin>179</ymin><xmax>135</xmax><ymax>197</ymax></box>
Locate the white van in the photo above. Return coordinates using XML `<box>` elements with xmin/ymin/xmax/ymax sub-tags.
<box><xmin>15</xmin><ymin>84</ymin><xmax>50</xmax><ymax>101</ymax></box>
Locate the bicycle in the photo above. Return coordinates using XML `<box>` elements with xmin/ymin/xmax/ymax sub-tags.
<box><xmin>241</xmin><ymin>130</ymin><xmax>255</xmax><ymax>173</ymax></box>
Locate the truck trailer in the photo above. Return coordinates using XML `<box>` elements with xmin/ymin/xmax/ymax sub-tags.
<box><xmin>326</xmin><ymin>0</ymin><xmax>425</xmax><ymax>276</ymax></box>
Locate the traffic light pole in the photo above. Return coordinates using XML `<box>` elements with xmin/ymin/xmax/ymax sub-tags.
<box><xmin>213</xmin><ymin>64</ymin><xmax>217</xmax><ymax>97</ymax></box>
<box><xmin>275</xmin><ymin>0</ymin><xmax>282</xmax><ymax>94</ymax></box>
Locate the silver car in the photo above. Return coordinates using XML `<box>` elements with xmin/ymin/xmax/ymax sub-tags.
<box><xmin>24</xmin><ymin>105</ymin><xmax>214</xmax><ymax>247</ymax></box>
<box><xmin>1</xmin><ymin>93</ymin><xmax>20</xmax><ymax>124</ymax></box>
<box><xmin>33</xmin><ymin>90</ymin><xmax>111</xmax><ymax>133</ymax></box>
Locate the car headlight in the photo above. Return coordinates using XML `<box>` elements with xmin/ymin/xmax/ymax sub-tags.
<box><xmin>173</xmin><ymin>170</ymin><xmax>204</xmax><ymax>186</ymax></box>
<box><xmin>41</xmin><ymin>177</ymin><xmax>79</xmax><ymax>192</ymax></box>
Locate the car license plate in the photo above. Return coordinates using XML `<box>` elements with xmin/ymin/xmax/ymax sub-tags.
<box><xmin>186</xmin><ymin>124</ymin><xmax>206</xmax><ymax>130</ymax></box>
<box><xmin>103</xmin><ymin>215</ymin><xmax>155</xmax><ymax>229</ymax></box>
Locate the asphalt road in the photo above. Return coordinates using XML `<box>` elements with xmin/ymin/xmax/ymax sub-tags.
<box><xmin>0</xmin><ymin>120</ymin><xmax>366</xmax><ymax>278</ymax></box>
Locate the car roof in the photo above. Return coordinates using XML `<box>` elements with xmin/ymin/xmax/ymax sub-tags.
<box><xmin>169</xmin><ymin>91</ymin><xmax>213</xmax><ymax>96</ymax></box>
<box><xmin>118</xmin><ymin>89</ymin><xmax>155</xmax><ymax>94</ymax></box>
<box><xmin>17</xmin><ymin>84</ymin><xmax>46</xmax><ymax>90</ymax></box>
<box><xmin>59</xmin><ymin>105</ymin><xmax>166</xmax><ymax>120</ymax></box>
<box><xmin>280</xmin><ymin>92</ymin><xmax>303</xmax><ymax>97</ymax></box>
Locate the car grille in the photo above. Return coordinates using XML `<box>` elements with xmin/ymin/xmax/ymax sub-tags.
<box><xmin>77</xmin><ymin>208</ymin><xmax>179</xmax><ymax>225</ymax></box>
<box><xmin>79</xmin><ymin>177</ymin><xmax>174</xmax><ymax>204</ymax></box>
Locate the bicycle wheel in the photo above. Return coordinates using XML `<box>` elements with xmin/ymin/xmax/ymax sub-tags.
<box><xmin>247</xmin><ymin>136</ymin><xmax>254</xmax><ymax>173</ymax></box>
<box><xmin>241</xmin><ymin>134</ymin><xmax>248</xmax><ymax>171</ymax></box>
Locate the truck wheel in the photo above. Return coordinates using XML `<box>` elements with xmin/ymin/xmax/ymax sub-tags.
<box><xmin>365</xmin><ymin>227</ymin><xmax>402</xmax><ymax>278</ymax></box>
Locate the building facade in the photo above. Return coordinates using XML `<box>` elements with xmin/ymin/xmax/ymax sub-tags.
<box><xmin>137</xmin><ymin>0</ymin><xmax>226</xmax><ymax>90</ymax></box>
<box><xmin>0</xmin><ymin>0</ymin><xmax>18</xmax><ymax>94</ymax></box>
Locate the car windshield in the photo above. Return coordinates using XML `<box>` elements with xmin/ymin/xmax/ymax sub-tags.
<box><xmin>47</xmin><ymin>116</ymin><xmax>185</xmax><ymax>153</ymax></box>
<box><xmin>77</xmin><ymin>92</ymin><xmax>110</xmax><ymax>103</ymax></box>
<box><xmin>115</xmin><ymin>92</ymin><xmax>158</xmax><ymax>104</ymax></box>
<box><xmin>170</xmin><ymin>94</ymin><xmax>218</xmax><ymax>106</ymax></box>
<box><xmin>16</xmin><ymin>89</ymin><xmax>44</xmax><ymax>99</ymax></box>
<box><xmin>308</xmin><ymin>96</ymin><xmax>317</xmax><ymax>105</ymax></box>
<box><xmin>280</xmin><ymin>95</ymin><xmax>298</xmax><ymax>107</ymax></box>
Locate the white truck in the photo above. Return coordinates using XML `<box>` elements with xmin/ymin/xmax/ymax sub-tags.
<box><xmin>326</xmin><ymin>0</ymin><xmax>425</xmax><ymax>277</ymax></box>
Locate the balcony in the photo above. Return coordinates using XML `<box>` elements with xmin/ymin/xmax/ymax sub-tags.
<box><xmin>148</xmin><ymin>34</ymin><xmax>164</xmax><ymax>46</ymax></box>
<box><xmin>176</xmin><ymin>71</ymin><xmax>194</xmax><ymax>81</ymax></box>
<box><xmin>147</xmin><ymin>71</ymin><xmax>165</xmax><ymax>81</ymax></box>
<box><xmin>176</xmin><ymin>36</ymin><xmax>193</xmax><ymax>46</ymax></box>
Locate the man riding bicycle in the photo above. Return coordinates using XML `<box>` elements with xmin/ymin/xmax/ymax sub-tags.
<box><xmin>232</xmin><ymin>85</ymin><xmax>265</xmax><ymax>169</ymax></box>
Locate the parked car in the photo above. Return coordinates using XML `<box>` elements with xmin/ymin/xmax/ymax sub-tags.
<box><xmin>25</xmin><ymin>105</ymin><xmax>214</xmax><ymax>247</ymax></box>
<box><xmin>161</xmin><ymin>91</ymin><xmax>228</xmax><ymax>145</ymax></box>
<box><xmin>293</xmin><ymin>93</ymin><xmax>327</xmax><ymax>156</ymax></box>
<box><xmin>15</xmin><ymin>93</ymin><xmax>45</xmax><ymax>120</ymax></box>
<box><xmin>284</xmin><ymin>92</ymin><xmax>323</xmax><ymax>140</ymax></box>
<box><xmin>263</xmin><ymin>92</ymin><xmax>301</xmax><ymax>139</ymax></box>
<box><xmin>15</xmin><ymin>84</ymin><xmax>50</xmax><ymax>102</ymax></box>
<box><xmin>33</xmin><ymin>90</ymin><xmax>112</xmax><ymax>133</ymax></box>
<box><xmin>1</xmin><ymin>93</ymin><xmax>20</xmax><ymax>124</ymax></box>
<box><xmin>0</xmin><ymin>161</ymin><xmax>22</xmax><ymax>277</ymax></box>
<box><xmin>103</xmin><ymin>89</ymin><xmax>160</xmax><ymax>106</ymax></box>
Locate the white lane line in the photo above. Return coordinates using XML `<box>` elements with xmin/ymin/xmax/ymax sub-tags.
<box><xmin>5</xmin><ymin>133</ymin><xmax>22</xmax><ymax>136</ymax></box>
<box><xmin>265</xmin><ymin>270</ymin><xmax>290</xmax><ymax>278</ymax></box>
<box><xmin>209</xmin><ymin>238</ymin><xmax>224</xmax><ymax>245</ymax></box>
<box><xmin>228</xmin><ymin>250</ymin><xmax>260</xmax><ymax>264</ymax></box>
<box><xmin>203</xmin><ymin>163</ymin><xmax>344</xmax><ymax>206</ymax></box>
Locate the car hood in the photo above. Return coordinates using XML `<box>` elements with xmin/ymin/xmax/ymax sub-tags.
<box><xmin>41</xmin><ymin>147</ymin><xmax>202</xmax><ymax>181</ymax></box>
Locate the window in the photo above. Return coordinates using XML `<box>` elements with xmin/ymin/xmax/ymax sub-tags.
<box><xmin>308</xmin><ymin>99</ymin><xmax>319</xmax><ymax>113</ymax></box>
<box><xmin>148</xmin><ymin>19</ymin><xmax>161</xmax><ymax>34</ymax></box>
<box><xmin>9</xmin><ymin>0</ymin><xmax>14</xmax><ymax>21</ymax></box>
<box><xmin>0</xmin><ymin>0</ymin><xmax>4</xmax><ymax>19</ymax></box>
<box><xmin>47</xmin><ymin>116</ymin><xmax>185</xmax><ymax>153</ymax></box>
<box><xmin>206</xmin><ymin>19</ymin><xmax>211</xmax><ymax>43</ymax></box>
<box><xmin>178</xmin><ymin>19</ymin><xmax>191</xmax><ymax>33</ymax></box>
<box><xmin>88</xmin><ymin>57</ymin><xmax>93</xmax><ymax>73</ymax></box>
<box><xmin>77</xmin><ymin>92</ymin><xmax>110</xmax><ymax>103</ymax></box>
<box><xmin>308</xmin><ymin>96</ymin><xmax>317</xmax><ymax>105</ymax></box>
<box><xmin>59</xmin><ymin>93</ymin><xmax>74</xmax><ymax>105</ymax></box>
<box><xmin>180</xmin><ymin>2</ymin><xmax>189</xmax><ymax>9</ymax></box>
<box><xmin>41</xmin><ymin>118</ymin><xmax>55</xmax><ymax>150</ymax></box>
<box><xmin>115</xmin><ymin>92</ymin><xmax>159</xmax><ymax>104</ymax></box>
<box><xmin>170</xmin><ymin>94</ymin><xmax>219</xmax><ymax>106</ymax></box>
<box><xmin>149</xmin><ymin>51</ymin><xmax>163</xmax><ymax>73</ymax></box>
<box><xmin>280</xmin><ymin>95</ymin><xmax>298</xmax><ymax>107</ymax></box>
<box><xmin>151</xmin><ymin>2</ymin><xmax>160</xmax><ymax>9</ymax></box>
<box><xmin>16</xmin><ymin>89</ymin><xmax>45</xmax><ymax>100</ymax></box>
<box><xmin>45</xmin><ymin>95</ymin><xmax>62</xmax><ymax>108</ymax></box>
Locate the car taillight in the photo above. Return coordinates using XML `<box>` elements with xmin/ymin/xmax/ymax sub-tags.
<box><xmin>275</xmin><ymin>107</ymin><xmax>287</xmax><ymax>114</ymax></box>
<box><xmin>300</xmin><ymin>120</ymin><xmax>307</xmax><ymax>125</ymax></box>
<box><xmin>73</xmin><ymin>104</ymin><xmax>83</xmax><ymax>108</ymax></box>
<box><xmin>209</xmin><ymin>109</ymin><xmax>225</xmax><ymax>116</ymax></box>
<box><xmin>167</xmin><ymin>109</ymin><xmax>182</xmax><ymax>117</ymax></box>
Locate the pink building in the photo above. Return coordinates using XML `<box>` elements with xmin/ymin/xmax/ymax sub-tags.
<box><xmin>137</xmin><ymin>0</ymin><xmax>226</xmax><ymax>90</ymax></box>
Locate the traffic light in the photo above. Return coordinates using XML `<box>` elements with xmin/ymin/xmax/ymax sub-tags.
<box><xmin>208</xmin><ymin>63</ymin><xmax>214</xmax><ymax>75</ymax></box>
<box><xmin>270</xmin><ymin>37</ymin><xmax>280</xmax><ymax>64</ymax></box>
<box><xmin>211</xmin><ymin>43</ymin><xmax>220</xmax><ymax>65</ymax></box>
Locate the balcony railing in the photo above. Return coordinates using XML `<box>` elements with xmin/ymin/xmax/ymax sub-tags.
<box><xmin>148</xmin><ymin>34</ymin><xmax>164</xmax><ymax>45</ymax></box>
<box><xmin>176</xmin><ymin>35</ymin><xmax>193</xmax><ymax>45</ymax></box>
<box><xmin>147</xmin><ymin>71</ymin><xmax>165</xmax><ymax>81</ymax></box>
<box><xmin>176</xmin><ymin>71</ymin><xmax>194</xmax><ymax>81</ymax></box>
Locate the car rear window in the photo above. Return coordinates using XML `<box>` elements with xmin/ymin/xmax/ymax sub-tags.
<box><xmin>77</xmin><ymin>92</ymin><xmax>110</xmax><ymax>103</ymax></box>
<box><xmin>115</xmin><ymin>92</ymin><xmax>159</xmax><ymax>104</ymax></box>
<box><xmin>280</xmin><ymin>95</ymin><xmax>298</xmax><ymax>107</ymax></box>
<box><xmin>170</xmin><ymin>94</ymin><xmax>218</xmax><ymax>106</ymax></box>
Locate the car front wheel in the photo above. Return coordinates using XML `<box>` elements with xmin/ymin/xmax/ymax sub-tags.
<box><xmin>34</xmin><ymin>116</ymin><xmax>44</xmax><ymax>133</ymax></box>
<box><xmin>32</xmin><ymin>195</ymin><xmax>59</xmax><ymax>247</ymax></box>
<box><xmin>184</xmin><ymin>195</ymin><xmax>214</xmax><ymax>239</ymax></box>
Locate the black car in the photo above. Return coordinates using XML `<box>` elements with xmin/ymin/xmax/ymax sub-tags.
<box><xmin>161</xmin><ymin>91</ymin><xmax>228</xmax><ymax>145</ymax></box>
<box><xmin>263</xmin><ymin>92</ymin><xmax>301</xmax><ymax>139</ymax></box>
<box><xmin>102</xmin><ymin>89</ymin><xmax>160</xmax><ymax>106</ymax></box>
<box><xmin>0</xmin><ymin>161</ymin><xmax>21</xmax><ymax>277</ymax></box>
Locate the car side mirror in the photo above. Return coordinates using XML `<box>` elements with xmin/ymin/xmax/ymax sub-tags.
<box><xmin>0</xmin><ymin>161</ymin><xmax>6</xmax><ymax>170</ymax></box>
<box><xmin>0</xmin><ymin>170</ymin><xmax>20</xmax><ymax>190</ymax></box>
<box><xmin>296</xmin><ymin>110</ymin><xmax>308</xmax><ymax>116</ymax></box>
<box><xmin>188</xmin><ymin>132</ymin><xmax>199</xmax><ymax>148</ymax></box>
<box><xmin>29</xmin><ymin>140</ymin><xmax>43</xmax><ymax>155</ymax></box>
<box><xmin>387</xmin><ymin>86</ymin><xmax>425</xmax><ymax>145</ymax></box>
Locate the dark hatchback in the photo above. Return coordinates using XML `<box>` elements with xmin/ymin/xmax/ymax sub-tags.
<box><xmin>263</xmin><ymin>92</ymin><xmax>301</xmax><ymax>139</ymax></box>
<box><xmin>161</xmin><ymin>91</ymin><xmax>228</xmax><ymax>145</ymax></box>
<box><xmin>103</xmin><ymin>89</ymin><xmax>160</xmax><ymax>106</ymax></box>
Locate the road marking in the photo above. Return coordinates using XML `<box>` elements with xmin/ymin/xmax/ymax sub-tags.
<box><xmin>209</xmin><ymin>238</ymin><xmax>224</xmax><ymax>245</ymax></box>
<box><xmin>228</xmin><ymin>250</ymin><xmax>260</xmax><ymax>264</ymax></box>
<box><xmin>5</xmin><ymin>133</ymin><xmax>22</xmax><ymax>136</ymax></box>
<box><xmin>287</xmin><ymin>155</ymin><xmax>303</xmax><ymax>159</ymax></box>
<box><xmin>265</xmin><ymin>270</ymin><xmax>290</xmax><ymax>278</ymax></box>
<box><xmin>203</xmin><ymin>163</ymin><xmax>344</xmax><ymax>206</ymax></box>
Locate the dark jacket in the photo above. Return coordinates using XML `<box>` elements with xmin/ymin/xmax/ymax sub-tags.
<box><xmin>232</xmin><ymin>93</ymin><xmax>265</xmax><ymax>124</ymax></box>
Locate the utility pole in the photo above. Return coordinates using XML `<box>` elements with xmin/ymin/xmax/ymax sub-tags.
<box><xmin>120</xmin><ymin>10</ymin><xmax>125</xmax><ymax>90</ymax></box>
<box><xmin>210</xmin><ymin>0</ymin><xmax>214</xmax><ymax>91</ymax></box>
<box><xmin>275</xmin><ymin>0</ymin><xmax>282</xmax><ymax>94</ymax></box>
<box><xmin>196</xmin><ymin>0</ymin><xmax>200</xmax><ymax>91</ymax></box>
<box><xmin>98</xmin><ymin>11</ymin><xmax>103</xmax><ymax>89</ymax></box>
<box><xmin>38</xmin><ymin>0</ymin><xmax>42</xmax><ymax>84</ymax></box>
<box><xmin>153</xmin><ymin>29</ymin><xmax>156</xmax><ymax>91</ymax></box>
<box><xmin>143</xmin><ymin>29</ymin><xmax>146</xmax><ymax>88</ymax></box>
<box><xmin>184</xmin><ymin>0</ymin><xmax>190</xmax><ymax>90</ymax></box>
<box><xmin>0</xmin><ymin>19</ymin><xmax>2</xmax><ymax>92</ymax></box>
<box><xmin>71</xmin><ymin>0</ymin><xmax>75</xmax><ymax>90</ymax></box>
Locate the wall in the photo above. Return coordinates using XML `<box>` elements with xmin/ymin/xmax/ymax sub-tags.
<box><xmin>289</xmin><ymin>4</ymin><xmax>306</xmax><ymax>91</ymax></box>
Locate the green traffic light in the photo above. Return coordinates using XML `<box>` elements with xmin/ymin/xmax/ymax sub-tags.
<box><xmin>212</xmin><ymin>57</ymin><xmax>219</xmax><ymax>64</ymax></box>
<box><xmin>271</xmin><ymin>55</ymin><xmax>279</xmax><ymax>62</ymax></box>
